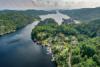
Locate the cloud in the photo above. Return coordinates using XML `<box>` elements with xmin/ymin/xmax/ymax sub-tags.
<box><xmin>31</xmin><ymin>0</ymin><xmax>100</xmax><ymax>9</ymax></box>
<box><xmin>0</xmin><ymin>0</ymin><xmax>100</xmax><ymax>10</ymax></box>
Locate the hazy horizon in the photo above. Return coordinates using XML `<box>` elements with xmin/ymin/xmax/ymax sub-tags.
<box><xmin>0</xmin><ymin>0</ymin><xmax>100</xmax><ymax>10</ymax></box>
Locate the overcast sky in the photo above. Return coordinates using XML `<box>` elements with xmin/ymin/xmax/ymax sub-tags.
<box><xmin>0</xmin><ymin>0</ymin><xmax>100</xmax><ymax>10</ymax></box>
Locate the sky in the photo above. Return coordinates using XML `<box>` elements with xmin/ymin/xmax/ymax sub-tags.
<box><xmin>0</xmin><ymin>0</ymin><xmax>100</xmax><ymax>10</ymax></box>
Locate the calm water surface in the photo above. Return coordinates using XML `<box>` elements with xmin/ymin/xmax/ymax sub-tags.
<box><xmin>0</xmin><ymin>12</ymin><xmax>69</xmax><ymax>67</ymax></box>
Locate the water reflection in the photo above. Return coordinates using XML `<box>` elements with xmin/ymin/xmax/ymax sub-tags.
<box><xmin>0</xmin><ymin>12</ymin><xmax>68</xmax><ymax>67</ymax></box>
<box><xmin>0</xmin><ymin>21</ymin><xmax>55</xmax><ymax>67</ymax></box>
<box><xmin>40</xmin><ymin>11</ymin><xmax>70</xmax><ymax>25</ymax></box>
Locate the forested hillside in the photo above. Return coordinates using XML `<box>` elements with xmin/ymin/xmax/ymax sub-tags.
<box><xmin>31</xmin><ymin>18</ymin><xmax>100</xmax><ymax>67</ymax></box>
<box><xmin>0</xmin><ymin>10</ymin><xmax>54</xmax><ymax>35</ymax></box>
<box><xmin>60</xmin><ymin>7</ymin><xmax>100</xmax><ymax>22</ymax></box>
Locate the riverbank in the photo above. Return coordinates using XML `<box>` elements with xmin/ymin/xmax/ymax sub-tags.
<box><xmin>0</xmin><ymin>21</ymin><xmax>55</xmax><ymax>67</ymax></box>
<box><xmin>0</xmin><ymin>18</ymin><xmax>40</xmax><ymax>36</ymax></box>
<box><xmin>0</xmin><ymin>10</ymin><xmax>42</xmax><ymax>36</ymax></box>
<box><xmin>31</xmin><ymin>18</ymin><xmax>100</xmax><ymax>67</ymax></box>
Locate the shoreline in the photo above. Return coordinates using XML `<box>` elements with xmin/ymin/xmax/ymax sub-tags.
<box><xmin>0</xmin><ymin>20</ymin><xmax>38</xmax><ymax>36</ymax></box>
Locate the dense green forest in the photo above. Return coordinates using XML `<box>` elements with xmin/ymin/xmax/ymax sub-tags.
<box><xmin>0</xmin><ymin>8</ymin><xmax>100</xmax><ymax>67</ymax></box>
<box><xmin>31</xmin><ymin>18</ymin><xmax>100</xmax><ymax>67</ymax></box>
<box><xmin>0</xmin><ymin>10</ymin><xmax>54</xmax><ymax>35</ymax></box>
<box><xmin>60</xmin><ymin>7</ymin><xmax>100</xmax><ymax>22</ymax></box>
<box><xmin>0</xmin><ymin>12</ymin><xmax>32</xmax><ymax>35</ymax></box>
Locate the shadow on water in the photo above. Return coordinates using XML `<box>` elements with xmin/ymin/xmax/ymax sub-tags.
<box><xmin>0</xmin><ymin>21</ymin><xmax>56</xmax><ymax>67</ymax></box>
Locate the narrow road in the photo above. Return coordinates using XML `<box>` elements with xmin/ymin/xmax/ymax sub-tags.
<box><xmin>68</xmin><ymin>49</ymin><xmax>72</xmax><ymax>67</ymax></box>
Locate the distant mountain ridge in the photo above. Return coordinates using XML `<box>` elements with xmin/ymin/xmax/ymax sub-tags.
<box><xmin>0</xmin><ymin>10</ymin><xmax>55</xmax><ymax>17</ymax></box>
<box><xmin>0</xmin><ymin>10</ymin><xmax>55</xmax><ymax>35</ymax></box>
<box><xmin>60</xmin><ymin>7</ymin><xmax>100</xmax><ymax>22</ymax></box>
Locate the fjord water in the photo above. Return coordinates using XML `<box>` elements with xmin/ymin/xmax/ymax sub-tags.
<box><xmin>0</xmin><ymin>21</ymin><xmax>55</xmax><ymax>67</ymax></box>
<box><xmin>40</xmin><ymin>11</ymin><xmax>70</xmax><ymax>25</ymax></box>
<box><xmin>0</xmin><ymin>12</ymin><xmax>70</xmax><ymax>67</ymax></box>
